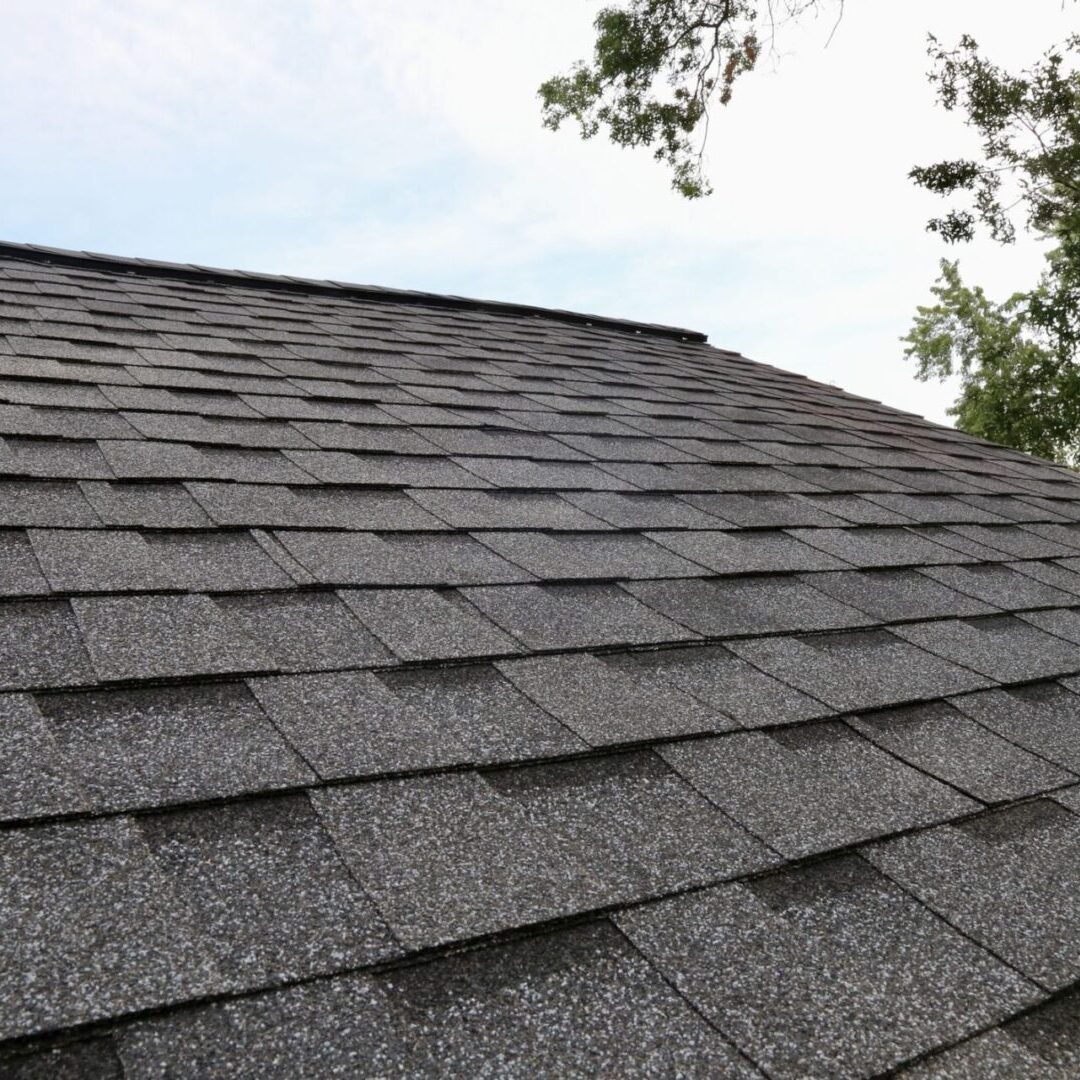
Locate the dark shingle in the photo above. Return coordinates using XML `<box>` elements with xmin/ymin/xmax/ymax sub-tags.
<box><xmin>849</xmin><ymin>700</ymin><xmax>1072</xmax><ymax>802</ymax></box>
<box><xmin>496</xmin><ymin>652</ymin><xmax>729</xmax><ymax>744</ymax></box>
<box><xmin>866</xmin><ymin>800</ymin><xmax>1080</xmax><ymax>990</ymax></box>
<box><xmin>135</xmin><ymin>796</ymin><xmax>399</xmax><ymax>985</ymax></box>
<box><xmin>921</xmin><ymin>562</ymin><xmax>1078</xmax><ymax>610</ymax></box>
<box><xmin>461</xmin><ymin>583</ymin><xmax>696</xmax><ymax>649</ymax></box>
<box><xmin>99</xmin><ymin>440</ymin><xmax>313</xmax><ymax>484</ymax></box>
<box><xmin>806</xmin><ymin>568</ymin><xmax>995</xmax><ymax>622</ymax></box>
<box><xmin>626</xmin><ymin>575</ymin><xmax>873</xmax><ymax>637</ymax></box>
<box><xmin>0</xmin><ymin>817</ymin><xmax>225</xmax><ymax>1039</ymax></box>
<box><xmin>284</xmin><ymin>450</ymin><xmax>485</xmax><ymax>487</ymax></box>
<box><xmin>339</xmin><ymin>587</ymin><xmax>518</xmax><ymax>660</ymax></box>
<box><xmin>0</xmin><ymin>600</ymin><xmax>95</xmax><ymax>690</ymax></box>
<box><xmin>408</xmin><ymin>488</ymin><xmax>602</xmax><ymax>529</ymax></box>
<box><xmin>72</xmin><ymin>594</ymin><xmax>272</xmax><ymax>681</ymax></box>
<box><xmin>454</xmin><ymin>455</ymin><xmax>635</xmax><ymax>490</ymax></box>
<box><xmin>0</xmin><ymin>531</ymin><xmax>49</xmax><ymax>596</ymax></box>
<box><xmin>647</xmin><ymin>529</ymin><xmax>849</xmax><ymax>574</ymax></box>
<box><xmin>728</xmin><ymin>629</ymin><xmax>992</xmax><ymax>711</ymax></box>
<box><xmin>662</xmin><ymin>723</ymin><xmax>974</xmax><ymax>857</ymax></box>
<box><xmin>274</xmin><ymin>530</ymin><xmax>527</xmax><ymax>586</ymax></box>
<box><xmin>36</xmin><ymin>682</ymin><xmax>312</xmax><ymax>811</ymax></box>
<box><xmin>313</xmin><ymin>755</ymin><xmax>773</xmax><ymax>949</ymax></box>
<box><xmin>893</xmin><ymin>615</ymin><xmax>1080</xmax><ymax>683</ymax></box>
<box><xmin>0</xmin><ymin>480</ymin><xmax>101</xmax><ymax>527</ymax></box>
<box><xmin>0</xmin><ymin>436</ymin><xmax>113</xmax><ymax>479</ymax></box>
<box><xmin>787</xmin><ymin>526</ymin><xmax>977</xmax><ymax>567</ymax></box>
<box><xmin>79</xmin><ymin>481</ymin><xmax>213</xmax><ymax>527</ymax></box>
<box><xmin>680</xmin><ymin>492</ymin><xmax>851</xmax><ymax>527</ymax></box>
<box><xmin>616</xmin><ymin>857</ymin><xmax>1036</xmax><ymax>1080</ymax></box>
<box><xmin>560</xmin><ymin>490</ymin><xmax>720</xmax><ymax>528</ymax></box>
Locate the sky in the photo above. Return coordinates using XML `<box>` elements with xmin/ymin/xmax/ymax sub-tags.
<box><xmin>2</xmin><ymin>1</ymin><xmax>1076</xmax><ymax>424</ymax></box>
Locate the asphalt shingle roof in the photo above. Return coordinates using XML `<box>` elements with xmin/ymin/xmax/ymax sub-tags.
<box><xmin>4</xmin><ymin>243</ymin><xmax>1080</xmax><ymax>1077</ymax></box>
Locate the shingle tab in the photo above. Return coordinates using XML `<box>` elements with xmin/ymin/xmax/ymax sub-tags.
<box><xmin>35</xmin><ymin>682</ymin><xmax>312</xmax><ymax>811</ymax></box>
<box><xmin>866</xmin><ymin>800</ymin><xmax>1080</xmax><ymax>990</ymax></box>
<box><xmin>662</xmin><ymin>723</ymin><xmax>974</xmax><ymax>857</ymax></box>
<box><xmin>647</xmin><ymin>528</ymin><xmax>849</xmax><ymax>574</ymax></box>
<box><xmin>616</xmin><ymin>858</ymin><xmax>1036</xmax><ymax>1080</ymax></box>
<box><xmin>806</xmin><ymin>567</ymin><xmax>995</xmax><ymax>621</ymax></box>
<box><xmin>0</xmin><ymin>600</ymin><xmax>95</xmax><ymax>690</ymax></box>
<box><xmin>314</xmin><ymin>755</ymin><xmax>774</xmax><ymax>948</ymax></box>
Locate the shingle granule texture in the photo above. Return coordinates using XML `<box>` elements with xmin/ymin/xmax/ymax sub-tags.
<box><xmin>3</xmin><ymin>244</ymin><xmax>1080</xmax><ymax>1075</ymax></box>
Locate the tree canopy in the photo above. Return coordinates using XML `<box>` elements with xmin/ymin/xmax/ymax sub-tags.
<box><xmin>542</xmin><ymin>5</ymin><xmax>1080</xmax><ymax>466</ymax></box>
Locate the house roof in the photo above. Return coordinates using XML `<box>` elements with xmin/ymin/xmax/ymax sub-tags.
<box><xmin>2</xmin><ymin>243</ymin><xmax>1080</xmax><ymax>1077</ymax></box>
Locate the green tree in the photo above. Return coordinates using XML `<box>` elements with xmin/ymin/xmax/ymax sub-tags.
<box><xmin>902</xmin><ymin>34</ymin><xmax>1080</xmax><ymax>464</ymax></box>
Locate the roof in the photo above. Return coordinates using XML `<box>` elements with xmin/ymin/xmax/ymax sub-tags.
<box><xmin>2</xmin><ymin>243</ymin><xmax>1080</xmax><ymax>1078</ymax></box>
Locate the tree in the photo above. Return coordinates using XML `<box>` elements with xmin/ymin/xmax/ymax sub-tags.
<box><xmin>539</xmin><ymin>1</ymin><xmax>838</xmax><ymax>198</ymax></box>
<box><xmin>903</xmin><ymin>34</ymin><xmax>1080</xmax><ymax>464</ymax></box>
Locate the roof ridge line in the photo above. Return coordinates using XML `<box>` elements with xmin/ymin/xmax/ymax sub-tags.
<box><xmin>0</xmin><ymin>240</ymin><xmax>709</xmax><ymax>345</ymax></box>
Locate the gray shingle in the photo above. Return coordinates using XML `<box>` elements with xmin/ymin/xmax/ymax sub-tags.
<box><xmin>287</xmin><ymin>421</ymin><xmax>436</xmax><ymax>453</ymax></box>
<box><xmin>314</xmin><ymin>755</ymin><xmax>774</xmax><ymax>949</ymax></box>
<box><xmin>897</xmin><ymin>1029</ymin><xmax>1065</xmax><ymax>1080</ymax></box>
<box><xmin>893</xmin><ymin>615</ymin><xmax>1080</xmax><ymax>682</ymax></box>
<box><xmin>274</xmin><ymin>530</ymin><xmax>528</xmax><ymax>586</ymax></box>
<box><xmin>616</xmin><ymin>858</ymin><xmax>1037</xmax><ymax>1080</ymax></box>
<box><xmin>560</xmin><ymin>490</ymin><xmax>720</xmax><ymax>528</ymax></box>
<box><xmin>680</xmin><ymin>492</ymin><xmax>851</xmax><ymax>527</ymax></box>
<box><xmin>99</xmin><ymin>440</ymin><xmax>313</xmax><ymax>484</ymax></box>
<box><xmin>626</xmin><ymin>575</ymin><xmax>873</xmax><ymax>637</ymax></box>
<box><xmin>408</xmin><ymin>488</ymin><xmax>602</xmax><ymax>529</ymax></box>
<box><xmin>951</xmin><ymin>682</ymin><xmax>1080</xmax><ymax>773</ymax></box>
<box><xmin>339</xmin><ymin>587</ymin><xmax>518</xmax><ymax>660</ymax></box>
<box><xmin>215</xmin><ymin>591</ymin><xmax>391</xmax><ymax>671</ymax></box>
<box><xmin>0</xmin><ymin>600</ymin><xmax>95</xmax><ymax>690</ymax></box>
<box><xmin>475</xmin><ymin>529</ymin><xmax>705</xmax><ymax>580</ymax></box>
<box><xmin>461</xmin><ymin>583</ymin><xmax>696</xmax><ymax>649</ymax></box>
<box><xmin>806</xmin><ymin>568</ymin><xmax>996</xmax><ymax>621</ymax></box>
<box><xmin>866</xmin><ymin>800</ymin><xmax>1080</xmax><ymax>990</ymax></box>
<box><xmin>36</xmin><ymin>682</ymin><xmax>313</xmax><ymax>811</ymax></box>
<box><xmin>136</xmin><ymin>795</ymin><xmax>399</xmax><ymax>985</ymax></box>
<box><xmin>613</xmin><ymin>644</ymin><xmax>832</xmax><ymax>727</ymax></box>
<box><xmin>728</xmin><ymin>629</ymin><xmax>992</xmax><ymax>711</ymax></box>
<box><xmin>1019</xmin><ymin>606</ymin><xmax>1080</xmax><ymax>646</ymax></box>
<box><xmin>0</xmin><ymin>816</ymin><xmax>225</xmax><ymax>1039</ymax></box>
<box><xmin>921</xmin><ymin>562</ymin><xmax>1078</xmax><ymax>610</ymax></box>
<box><xmin>0</xmin><ymin>479</ymin><xmax>101</xmax><ymax>527</ymax></box>
<box><xmin>0</xmin><ymin>693</ymin><xmax>87</xmax><ymax>821</ymax></box>
<box><xmin>0</xmin><ymin>531</ymin><xmax>49</xmax><ymax>596</ymax></box>
<box><xmin>0</xmin><ymin>436</ymin><xmax>113</xmax><ymax>479</ymax></box>
<box><xmin>454</xmin><ymin>455</ymin><xmax>636</xmax><ymax>490</ymax></box>
<box><xmin>79</xmin><ymin>481</ymin><xmax>213</xmax><ymax>527</ymax></box>
<box><xmin>865</xmin><ymin>493</ymin><xmax>1013</xmax><ymax>524</ymax></box>
<box><xmin>284</xmin><ymin>449</ymin><xmax>485</xmax><ymax>487</ymax></box>
<box><xmin>850</xmin><ymin>700</ymin><xmax>1072</xmax><ymax>802</ymax></box>
<box><xmin>788</xmin><ymin>526</ymin><xmax>977</xmax><ymax>567</ymax></box>
<box><xmin>72</xmin><ymin>594</ymin><xmax>272</xmax><ymax>681</ymax></box>
<box><xmin>496</xmin><ymin>652</ymin><xmax>729</xmax><ymax>744</ymax></box>
<box><xmin>796</xmin><ymin>493</ymin><xmax>917</xmax><ymax>525</ymax></box>
<box><xmin>110</xmin><ymin>922</ymin><xmax>755</xmax><ymax>1079</ymax></box>
<box><xmin>662</xmin><ymin>723</ymin><xmax>974</xmax><ymax>858</ymax></box>
<box><xmin>647</xmin><ymin>528</ymin><xmax>849</xmax><ymax>574</ymax></box>
<box><xmin>943</xmin><ymin>524</ymin><xmax>1080</xmax><ymax>559</ymax></box>
<box><xmin>0</xmin><ymin>1038</ymin><xmax>123</xmax><ymax>1079</ymax></box>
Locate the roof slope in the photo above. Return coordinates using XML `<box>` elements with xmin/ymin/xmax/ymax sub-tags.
<box><xmin>2</xmin><ymin>244</ymin><xmax>1080</xmax><ymax>1077</ymax></box>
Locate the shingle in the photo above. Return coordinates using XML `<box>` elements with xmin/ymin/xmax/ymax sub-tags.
<box><xmin>0</xmin><ymin>1038</ymin><xmax>123</xmax><ymax>1079</ymax></box>
<box><xmin>775</xmin><ymin>464</ymin><xmax>913</xmax><ymax>492</ymax></box>
<box><xmin>626</xmin><ymin>575</ymin><xmax>873</xmax><ymax>637</ymax></box>
<box><xmin>943</xmin><ymin>523</ymin><xmax>1080</xmax><ymax>559</ymax></box>
<box><xmin>121</xmin><ymin>411</ymin><xmax>315</xmax><ymax>449</ymax></box>
<box><xmin>728</xmin><ymin>629</ymin><xmax>991</xmax><ymax>711</ymax></box>
<box><xmin>0</xmin><ymin>531</ymin><xmax>49</xmax><ymax>596</ymax></box>
<box><xmin>599</xmin><ymin>461</ymin><xmax>822</xmax><ymax>493</ymax></box>
<box><xmin>893</xmin><ymin>615</ymin><xmax>1080</xmax><ymax>682</ymax></box>
<box><xmin>496</xmin><ymin>652</ymin><xmax>729</xmax><ymax>744</ymax></box>
<box><xmin>680</xmin><ymin>492</ymin><xmax>851</xmax><ymax>527</ymax></box>
<box><xmin>250</xmin><ymin>665</ymin><xmax>580</xmax><ymax>779</ymax></box>
<box><xmin>409</xmin><ymin>488</ymin><xmax>603</xmax><ymax>529</ymax></box>
<box><xmin>559</xmin><ymin>490</ymin><xmax>720</xmax><ymax>528</ymax></box>
<box><xmin>0</xmin><ymin>600</ymin><xmax>95</xmax><ymax>690</ymax></box>
<box><xmin>616</xmin><ymin>857</ymin><xmax>1036</xmax><ymax>1080</ymax></box>
<box><xmin>662</xmin><ymin>723</ymin><xmax>974</xmax><ymax>857</ymax></box>
<box><xmin>453</xmin><ymin>455</ymin><xmax>636</xmax><ymax>490</ymax></box>
<box><xmin>0</xmin><ymin>816</ymin><xmax>225</xmax><ymax>1039</ymax></box>
<box><xmin>79</xmin><ymin>481</ymin><xmax>213</xmax><ymax>527</ymax></box>
<box><xmin>850</xmin><ymin>700</ymin><xmax>1072</xmax><ymax>802</ymax></box>
<box><xmin>0</xmin><ymin>479</ymin><xmax>101</xmax><ymax>527</ymax></box>
<box><xmin>951</xmin><ymin>682</ymin><xmax>1080</xmax><ymax>773</ymax></box>
<box><xmin>313</xmin><ymin>755</ymin><xmax>774</xmax><ymax>949</ymax></box>
<box><xmin>135</xmin><ymin>796</ymin><xmax>398</xmax><ymax>985</ymax></box>
<box><xmin>35</xmin><ymin>682</ymin><xmax>312</xmax><ymax>811</ymax></box>
<box><xmin>418</xmin><ymin>426</ymin><xmax>587</xmax><ymax>460</ymax></box>
<box><xmin>0</xmin><ymin>693</ymin><xmax>87</xmax><ymax>821</ymax></box>
<box><xmin>274</xmin><ymin>530</ymin><xmax>527</xmax><ymax>586</ymax></box>
<box><xmin>461</xmin><ymin>582</ymin><xmax>696</xmax><ymax>649</ymax></box>
<box><xmin>72</xmin><ymin>594</ymin><xmax>272</xmax><ymax>681</ymax></box>
<box><xmin>794</xmin><ymin>492</ymin><xmax>917</xmax><ymax>525</ymax></box>
<box><xmin>1008</xmin><ymin>557</ymin><xmax>1080</xmax><ymax>597</ymax></box>
<box><xmin>647</xmin><ymin>529</ymin><xmax>849</xmax><ymax>574</ymax></box>
<box><xmin>787</xmin><ymin>526</ymin><xmax>976</xmax><ymax>567</ymax></box>
<box><xmin>611</xmin><ymin>644</ymin><xmax>832</xmax><ymax>727</ymax></box>
<box><xmin>0</xmin><ymin>377</ymin><xmax>112</xmax><ymax>409</ymax></box>
<box><xmin>99</xmin><ymin>440</ymin><xmax>314</xmax><ymax>483</ymax></box>
<box><xmin>110</xmin><ymin>923</ymin><xmax>755</xmax><ymax>1079</ymax></box>
<box><xmin>0</xmin><ymin>436</ymin><xmax>113</xmax><ymax>479</ymax></box>
<box><xmin>475</xmin><ymin>529</ymin><xmax>705</xmax><ymax>580</ymax></box>
<box><xmin>806</xmin><ymin>568</ymin><xmax>996</xmax><ymax>621</ymax></box>
<box><xmin>215</xmin><ymin>591</ymin><xmax>391</xmax><ymax>671</ymax></box>
<box><xmin>1019</xmin><ymin>606</ymin><xmax>1080</xmax><ymax>647</ymax></box>
<box><xmin>339</xmin><ymin>587</ymin><xmax>518</xmax><ymax>660</ymax></box>
<box><xmin>284</xmin><ymin>450</ymin><xmax>485</xmax><ymax>487</ymax></box>
<box><xmin>897</xmin><ymin>1028</ymin><xmax>1064</xmax><ymax>1080</ymax></box>
<box><xmin>919</xmin><ymin>562</ymin><xmax>1077</xmax><ymax>610</ymax></box>
<box><xmin>290</xmin><ymin>421</ymin><xmax>437</xmax><ymax>454</ymax></box>
<box><xmin>866</xmin><ymin>800</ymin><xmax>1080</xmax><ymax>990</ymax></box>
<box><xmin>105</xmin><ymin>384</ymin><xmax>264</xmax><ymax>418</ymax></box>
<box><xmin>865</xmin><ymin>493</ymin><xmax>1013</xmax><ymax>524</ymax></box>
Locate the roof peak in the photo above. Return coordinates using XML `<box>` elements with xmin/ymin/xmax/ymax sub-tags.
<box><xmin>0</xmin><ymin>240</ymin><xmax>708</xmax><ymax>345</ymax></box>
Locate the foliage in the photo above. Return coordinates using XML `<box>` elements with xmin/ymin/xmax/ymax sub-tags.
<box><xmin>538</xmin><ymin>1</ymin><xmax>833</xmax><ymax>198</ymax></box>
<box><xmin>903</xmin><ymin>34</ymin><xmax>1080</xmax><ymax>464</ymax></box>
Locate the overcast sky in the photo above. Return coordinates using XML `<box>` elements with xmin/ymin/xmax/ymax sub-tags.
<box><xmin>2</xmin><ymin>2</ymin><xmax>1075</xmax><ymax>423</ymax></box>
